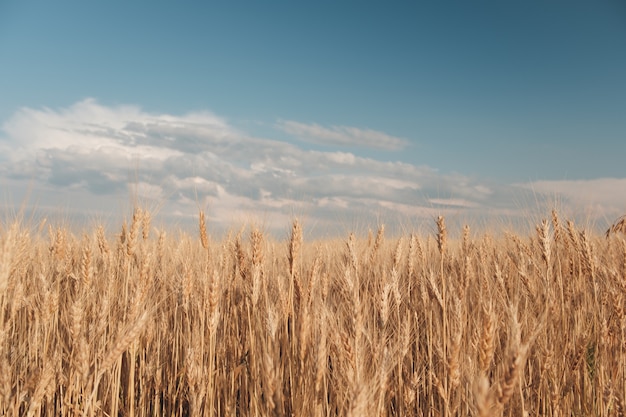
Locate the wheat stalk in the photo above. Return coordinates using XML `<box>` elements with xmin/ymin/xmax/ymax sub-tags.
<box><xmin>126</xmin><ymin>207</ymin><xmax>142</xmax><ymax>258</ymax></box>
<box><xmin>551</xmin><ymin>209</ymin><xmax>562</xmax><ymax>244</ymax></box>
<box><xmin>436</xmin><ymin>215</ymin><xmax>447</xmax><ymax>257</ymax></box>
<box><xmin>71</xmin><ymin>293</ymin><xmax>89</xmax><ymax>382</ymax></box>
<box><xmin>99</xmin><ymin>310</ymin><xmax>149</xmax><ymax>375</ymax></box>
<box><xmin>26</xmin><ymin>362</ymin><xmax>55</xmax><ymax>417</ymax></box>
<box><xmin>369</xmin><ymin>224</ymin><xmax>385</xmax><ymax>265</ymax></box>
<box><xmin>96</xmin><ymin>225</ymin><xmax>110</xmax><ymax>257</ymax></box>
<box><xmin>606</xmin><ymin>214</ymin><xmax>626</xmax><ymax>238</ymax></box>
<box><xmin>199</xmin><ymin>210</ymin><xmax>209</xmax><ymax>249</ymax></box>
<box><xmin>479</xmin><ymin>307</ymin><xmax>497</xmax><ymax>375</ymax></box>
<box><xmin>536</xmin><ymin>219</ymin><xmax>551</xmax><ymax>267</ymax></box>
<box><xmin>496</xmin><ymin>342</ymin><xmax>529</xmax><ymax>408</ymax></box>
<box><xmin>142</xmin><ymin>209</ymin><xmax>151</xmax><ymax>241</ymax></box>
<box><xmin>288</xmin><ymin>219</ymin><xmax>302</xmax><ymax>280</ymax></box>
<box><xmin>250</xmin><ymin>227</ymin><xmax>264</xmax><ymax>307</ymax></box>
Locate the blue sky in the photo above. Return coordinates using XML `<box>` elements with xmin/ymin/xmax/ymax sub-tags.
<box><xmin>1</xmin><ymin>1</ymin><xmax>625</xmax><ymax>235</ymax></box>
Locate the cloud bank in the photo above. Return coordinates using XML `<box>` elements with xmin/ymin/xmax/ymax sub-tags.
<box><xmin>275</xmin><ymin>120</ymin><xmax>409</xmax><ymax>150</ymax></box>
<box><xmin>1</xmin><ymin>99</ymin><xmax>623</xmax><ymax>236</ymax></box>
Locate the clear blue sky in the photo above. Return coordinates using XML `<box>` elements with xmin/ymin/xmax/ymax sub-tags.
<box><xmin>1</xmin><ymin>1</ymin><xmax>625</xmax><ymax>233</ymax></box>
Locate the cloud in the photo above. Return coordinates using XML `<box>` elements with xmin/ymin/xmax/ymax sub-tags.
<box><xmin>428</xmin><ymin>198</ymin><xmax>480</xmax><ymax>209</ymax></box>
<box><xmin>275</xmin><ymin>119</ymin><xmax>409</xmax><ymax>150</ymax></box>
<box><xmin>520</xmin><ymin>178</ymin><xmax>626</xmax><ymax>219</ymax></box>
<box><xmin>2</xmin><ymin>98</ymin><xmax>618</xmax><ymax>236</ymax></box>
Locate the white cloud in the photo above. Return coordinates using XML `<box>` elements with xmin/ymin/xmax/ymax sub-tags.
<box><xmin>521</xmin><ymin>178</ymin><xmax>626</xmax><ymax>219</ymax></box>
<box><xmin>428</xmin><ymin>198</ymin><xmax>480</xmax><ymax>208</ymax></box>
<box><xmin>2</xmin><ymin>99</ymin><xmax>619</xmax><ymax>236</ymax></box>
<box><xmin>276</xmin><ymin>120</ymin><xmax>409</xmax><ymax>150</ymax></box>
<box><xmin>377</xmin><ymin>200</ymin><xmax>444</xmax><ymax>218</ymax></box>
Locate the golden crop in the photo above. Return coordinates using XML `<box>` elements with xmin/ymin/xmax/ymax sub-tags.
<box><xmin>1</xmin><ymin>208</ymin><xmax>625</xmax><ymax>416</ymax></box>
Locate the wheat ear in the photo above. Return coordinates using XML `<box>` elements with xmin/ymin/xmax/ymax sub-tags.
<box><xmin>606</xmin><ymin>214</ymin><xmax>626</xmax><ymax>238</ymax></box>
<box><xmin>288</xmin><ymin>219</ymin><xmax>302</xmax><ymax>280</ymax></box>
<box><xmin>369</xmin><ymin>224</ymin><xmax>385</xmax><ymax>265</ymax></box>
<box><xmin>99</xmin><ymin>310</ymin><xmax>149</xmax><ymax>375</ymax></box>
<box><xmin>126</xmin><ymin>207</ymin><xmax>142</xmax><ymax>257</ymax></box>
<box><xmin>199</xmin><ymin>210</ymin><xmax>209</xmax><ymax>249</ymax></box>
<box><xmin>26</xmin><ymin>363</ymin><xmax>55</xmax><ymax>417</ymax></box>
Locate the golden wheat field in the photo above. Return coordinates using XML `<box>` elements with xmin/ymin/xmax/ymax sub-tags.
<box><xmin>1</xmin><ymin>208</ymin><xmax>625</xmax><ymax>416</ymax></box>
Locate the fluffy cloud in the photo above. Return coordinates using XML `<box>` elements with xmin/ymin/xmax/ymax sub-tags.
<box><xmin>520</xmin><ymin>178</ymin><xmax>626</xmax><ymax>220</ymax></box>
<box><xmin>1</xmin><ymin>99</ymin><xmax>622</xmax><ymax>236</ymax></box>
<box><xmin>275</xmin><ymin>120</ymin><xmax>409</xmax><ymax>150</ymax></box>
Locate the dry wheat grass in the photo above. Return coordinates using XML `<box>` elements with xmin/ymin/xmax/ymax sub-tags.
<box><xmin>0</xmin><ymin>210</ymin><xmax>624</xmax><ymax>416</ymax></box>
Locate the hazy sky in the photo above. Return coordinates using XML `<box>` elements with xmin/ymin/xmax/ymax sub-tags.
<box><xmin>1</xmin><ymin>1</ymin><xmax>625</xmax><ymax>235</ymax></box>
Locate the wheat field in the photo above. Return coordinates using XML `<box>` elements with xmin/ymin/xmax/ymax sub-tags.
<box><xmin>0</xmin><ymin>208</ymin><xmax>625</xmax><ymax>416</ymax></box>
